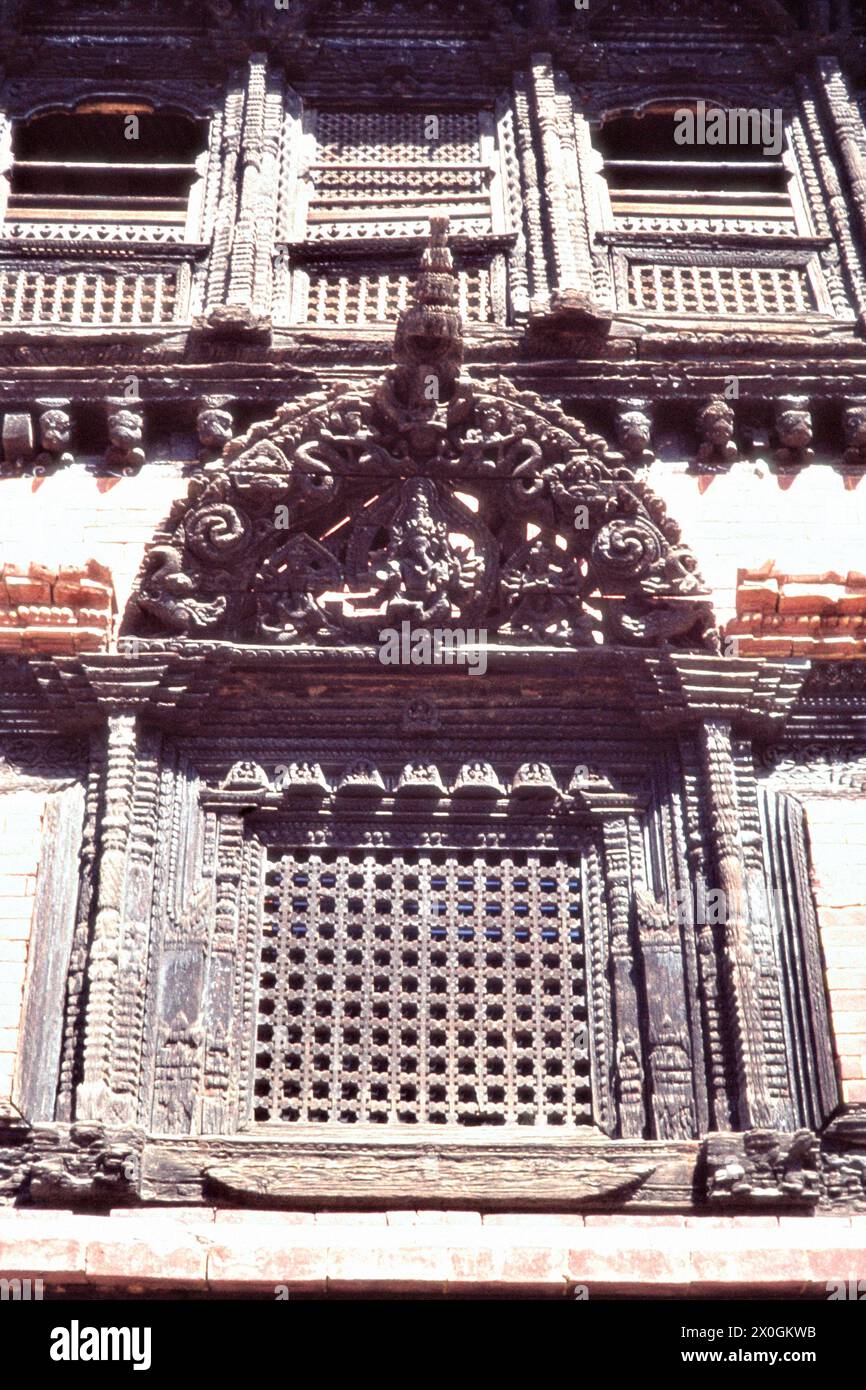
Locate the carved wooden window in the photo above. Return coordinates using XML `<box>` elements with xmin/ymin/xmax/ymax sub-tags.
<box><xmin>4</xmin><ymin>104</ymin><xmax>208</xmax><ymax>239</ymax></box>
<box><xmin>597</xmin><ymin>108</ymin><xmax>802</xmax><ymax>237</ymax></box>
<box><xmin>277</xmin><ymin>106</ymin><xmax>512</xmax><ymax>326</ymax></box>
<box><xmin>591</xmin><ymin>105</ymin><xmax>834</xmax><ymax>318</ymax></box>
<box><xmin>0</xmin><ymin>102</ymin><xmax>210</xmax><ymax>329</ymax></box>
<box><xmin>254</xmin><ymin>843</ymin><xmax>592</xmax><ymax>1128</ymax></box>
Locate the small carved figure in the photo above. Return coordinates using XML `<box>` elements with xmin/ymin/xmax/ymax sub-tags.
<box><xmin>197</xmin><ymin>405</ymin><xmax>233</xmax><ymax>465</ymax></box>
<box><xmin>773</xmin><ymin>401</ymin><xmax>813</xmax><ymax>470</ymax></box>
<box><xmin>695</xmin><ymin>397</ymin><xmax>737</xmax><ymax>469</ymax></box>
<box><xmin>463</xmin><ymin>401</ymin><xmax>516</xmax><ymax>471</ymax></box>
<box><xmin>35</xmin><ymin>407</ymin><xmax>73</xmax><ymax>469</ymax></box>
<box><xmin>105</xmin><ymin>407</ymin><xmax>145</xmax><ymax>473</ymax></box>
<box><xmin>615</xmin><ymin>404</ymin><xmax>654</xmax><ymax>468</ymax></box>
<box><xmin>501</xmin><ymin>538</ymin><xmax>591</xmax><ymax>643</ymax></box>
<box><xmin>843</xmin><ymin>403</ymin><xmax>866</xmax><ymax>470</ymax></box>
<box><xmin>370</xmin><ymin>478</ymin><xmax>483</xmax><ymax>627</ymax></box>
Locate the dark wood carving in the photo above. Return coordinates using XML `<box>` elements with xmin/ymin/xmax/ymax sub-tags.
<box><xmin>2</xmin><ymin>0</ymin><xmax>865</xmax><ymax>1219</ymax></box>
<box><xmin>129</xmin><ymin>222</ymin><xmax>717</xmax><ymax>654</ymax></box>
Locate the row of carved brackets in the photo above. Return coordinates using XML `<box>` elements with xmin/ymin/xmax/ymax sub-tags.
<box><xmin>3</xmin><ymin>394</ymin><xmax>866</xmax><ymax>475</ymax></box>
<box><xmin>214</xmin><ymin>758</ymin><xmax>637</xmax><ymax>816</ymax></box>
<box><xmin>0</xmin><ymin>397</ymin><xmax>233</xmax><ymax>474</ymax></box>
<box><xmin>616</xmin><ymin>395</ymin><xmax>866</xmax><ymax>472</ymax></box>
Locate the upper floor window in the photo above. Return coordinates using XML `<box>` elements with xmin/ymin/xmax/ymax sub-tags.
<box><xmin>596</xmin><ymin>106</ymin><xmax>803</xmax><ymax>239</ymax></box>
<box><xmin>590</xmin><ymin>103</ymin><xmax>834</xmax><ymax>319</ymax></box>
<box><xmin>4</xmin><ymin>102</ymin><xmax>208</xmax><ymax>239</ymax></box>
<box><xmin>278</xmin><ymin>106</ymin><xmax>511</xmax><ymax>328</ymax></box>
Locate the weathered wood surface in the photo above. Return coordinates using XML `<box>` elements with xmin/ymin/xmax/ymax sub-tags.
<box><xmin>144</xmin><ymin>1131</ymin><xmax>697</xmax><ymax>1209</ymax></box>
<box><xmin>16</xmin><ymin>782</ymin><xmax>85</xmax><ymax>1123</ymax></box>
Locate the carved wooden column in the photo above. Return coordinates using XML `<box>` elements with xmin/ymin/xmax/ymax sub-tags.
<box><xmin>602</xmin><ymin>818</ymin><xmax>646</xmax><ymax>1137</ymax></box>
<box><xmin>816</xmin><ymin>59</ymin><xmax>866</xmax><ymax>259</ymax></box>
<box><xmin>698</xmin><ymin>721</ymin><xmax>772</xmax><ymax>1130</ymax></box>
<box><xmin>76</xmin><ymin>716</ymin><xmax>163</xmax><ymax>1126</ymax></box>
<box><xmin>529</xmin><ymin>55</ymin><xmax>596</xmax><ymax>315</ymax></box>
<box><xmin>56</xmin><ymin>736</ymin><xmax>104</xmax><ymax>1122</ymax></box>
<box><xmin>796</xmin><ymin>74</ymin><xmax>866</xmax><ymax>325</ymax></box>
<box><xmin>199</xmin><ymin>812</ymin><xmax>246</xmax><ymax>1133</ymax></box>
<box><xmin>223</xmin><ymin>53</ymin><xmax>282</xmax><ymax>326</ymax></box>
<box><xmin>76</xmin><ymin>716</ymin><xmax>137</xmax><ymax>1122</ymax></box>
<box><xmin>496</xmin><ymin>91</ymin><xmax>531</xmax><ymax>322</ymax></box>
<box><xmin>204</xmin><ymin>78</ymin><xmax>245</xmax><ymax>315</ymax></box>
<box><xmin>274</xmin><ymin>86</ymin><xmax>305</xmax><ymax>324</ymax></box>
<box><xmin>513</xmin><ymin>73</ymin><xmax>550</xmax><ymax>311</ymax></box>
<box><xmin>677</xmin><ymin>735</ymin><xmax>733</xmax><ymax>1131</ymax></box>
<box><xmin>633</xmin><ymin>889</ymin><xmax>697</xmax><ymax>1140</ymax></box>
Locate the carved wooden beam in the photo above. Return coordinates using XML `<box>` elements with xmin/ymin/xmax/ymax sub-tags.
<box><xmin>4</xmin><ymin>1124</ymin><xmax>864</xmax><ymax>1213</ymax></box>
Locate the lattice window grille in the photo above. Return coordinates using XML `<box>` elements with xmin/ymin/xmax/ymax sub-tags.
<box><xmin>306</xmin><ymin>108</ymin><xmax>495</xmax><ymax>240</ymax></box>
<box><xmin>0</xmin><ymin>264</ymin><xmax>181</xmax><ymax>325</ymax></box>
<box><xmin>627</xmin><ymin>261</ymin><xmax>814</xmax><ymax>315</ymax></box>
<box><xmin>254</xmin><ymin>847</ymin><xmax>592</xmax><ymax>1128</ymax></box>
<box><xmin>300</xmin><ymin>263</ymin><xmax>493</xmax><ymax>326</ymax></box>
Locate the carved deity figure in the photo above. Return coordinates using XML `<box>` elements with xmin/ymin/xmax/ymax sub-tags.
<box><xmin>695</xmin><ymin>397</ymin><xmax>737</xmax><ymax>469</ymax></box>
<box><xmin>36</xmin><ymin>407</ymin><xmax>73</xmax><ymax>469</ymax></box>
<box><xmin>370</xmin><ymin>478</ymin><xmax>482</xmax><ymax>626</ymax></box>
<box><xmin>197</xmin><ymin>406</ymin><xmax>233</xmax><ymax>465</ymax></box>
<box><xmin>105</xmin><ymin>407</ymin><xmax>145</xmax><ymax>473</ymax></box>
<box><xmin>843</xmin><ymin>403</ymin><xmax>866</xmax><ymax>470</ymax></box>
<box><xmin>501</xmin><ymin>538</ymin><xmax>590</xmax><ymax>643</ymax></box>
<box><xmin>615</xmin><ymin>405</ymin><xmax>654</xmax><ymax>469</ymax></box>
<box><xmin>773</xmin><ymin>403</ymin><xmax>814</xmax><ymax>470</ymax></box>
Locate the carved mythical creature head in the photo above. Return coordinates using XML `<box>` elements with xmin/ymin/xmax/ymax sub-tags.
<box><xmin>776</xmin><ymin>407</ymin><xmax>813</xmax><ymax>451</ymax></box>
<box><xmin>698</xmin><ymin>397</ymin><xmax>735</xmax><ymax>447</ymax></box>
<box><xmin>615</xmin><ymin>407</ymin><xmax>653</xmax><ymax>461</ymax></box>
<box><xmin>197</xmin><ymin>407</ymin><xmax>233</xmax><ymax>452</ymax></box>
<box><xmin>392</xmin><ymin>217</ymin><xmax>463</xmax><ymax>405</ymax></box>
<box><xmin>108</xmin><ymin>408</ymin><xmax>144</xmax><ymax>451</ymax></box>
<box><xmin>844</xmin><ymin>405</ymin><xmax>866</xmax><ymax>451</ymax></box>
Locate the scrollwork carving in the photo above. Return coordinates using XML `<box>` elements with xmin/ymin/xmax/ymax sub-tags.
<box><xmin>129</xmin><ymin>222</ymin><xmax>717</xmax><ymax>654</ymax></box>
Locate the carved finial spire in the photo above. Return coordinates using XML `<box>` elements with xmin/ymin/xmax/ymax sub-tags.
<box><xmin>414</xmin><ymin>214</ymin><xmax>458</xmax><ymax>312</ymax></box>
<box><xmin>392</xmin><ymin>216</ymin><xmax>463</xmax><ymax>403</ymax></box>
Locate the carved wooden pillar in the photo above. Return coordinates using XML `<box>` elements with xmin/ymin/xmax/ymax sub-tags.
<box><xmin>199</xmin><ymin>812</ymin><xmax>246</xmax><ymax>1133</ymax></box>
<box><xmin>205</xmin><ymin>79</ymin><xmax>245</xmax><ymax>313</ymax></box>
<box><xmin>633</xmin><ymin>889</ymin><xmax>697</xmax><ymax>1140</ymax></box>
<box><xmin>496</xmin><ymin>91</ymin><xmax>531</xmax><ymax>322</ymax></box>
<box><xmin>56</xmin><ymin>735</ymin><xmax>104</xmax><ymax>1121</ymax></box>
<box><xmin>76</xmin><ymin>716</ymin><xmax>137</xmax><ymax>1122</ymax></box>
<box><xmin>530</xmin><ymin>55</ymin><xmax>596</xmax><ymax>314</ymax></box>
<box><xmin>796</xmin><ymin>74</ymin><xmax>866</xmax><ymax>325</ymax></box>
<box><xmin>602</xmin><ymin>818</ymin><xmax>646</xmax><ymax>1137</ymax></box>
<box><xmin>224</xmin><ymin>53</ymin><xmax>282</xmax><ymax>324</ymax></box>
<box><xmin>76</xmin><ymin>716</ymin><xmax>163</xmax><ymax>1126</ymax></box>
<box><xmin>698</xmin><ymin>721</ymin><xmax>772</xmax><ymax>1130</ymax></box>
<box><xmin>816</xmin><ymin>59</ymin><xmax>866</xmax><ymax>262</ymax></box>
<box><xmin>513</xmin><ymin>73</ymin><xmax>550</xmax><ymax>311</ymax></box>
<box><xmin>677</xmin><ymin>736</ymin><xmax>732</xmax><ymax>1131</ymax></box>
<box><xmin>275</xmin><ymin>86</ymin><xmax>305</xmax><ymax>324</ymax></box>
